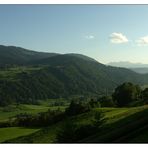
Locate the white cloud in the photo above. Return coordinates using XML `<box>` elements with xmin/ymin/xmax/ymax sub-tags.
<box><xmin>110</xmin><ymin>32</ymin><xmax>128</xmax><ymax>44</ymax></box>
<box><xmin>85</xmin><ymin>35</ymin><xmax>95</xmax><ymax>40</ymax></box>
<box><xmin>136</xmin><ymin>36</ymin><xmax>148</xmax><ymax>46</ymax></box>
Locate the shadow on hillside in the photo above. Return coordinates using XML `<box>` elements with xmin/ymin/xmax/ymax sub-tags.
<box><xmin>80</xmin><ymin>108</ymin><xmax>148</xmax><ymax>143</ymax></box>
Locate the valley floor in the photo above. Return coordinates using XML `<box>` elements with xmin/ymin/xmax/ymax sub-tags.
<box><xmin>1</xmin><ymin>105</ymin><xmax>148</xmax><ymax>143</ymax></box>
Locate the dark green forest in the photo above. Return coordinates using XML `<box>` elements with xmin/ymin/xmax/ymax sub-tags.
<box><xmin>1</xmin><ymin>45</ymin><xmax>148</xmax><ymax>106</ymax></box>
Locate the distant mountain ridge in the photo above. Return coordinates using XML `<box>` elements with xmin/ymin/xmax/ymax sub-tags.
<box><xmin>108</xmin><ymin>61</ymin><xmax>148</xmax><ymax>68</ymax></box>
<box><xmin>130</xmin><ymin>68</ymin><xmax>148</xmax><ymax>74</ymax></box>
<box><xmin>108</xmin><ymin>61</ymin><xmax>148</xmax><ymax>74</ymax></box>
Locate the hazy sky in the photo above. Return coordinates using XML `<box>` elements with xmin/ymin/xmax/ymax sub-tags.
<box><xmin>1</xmin><ymin>5</ymin><xmax>148</xmax><ymax>64</ymax></box>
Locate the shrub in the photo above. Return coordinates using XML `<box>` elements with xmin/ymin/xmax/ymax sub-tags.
<box><xmin>56</xmin><ymin>111</ymin><xmax>105</xmax><ymax>143</ymax></box>
<box><xmin>65</xmin><ymin>100</ymin><xmax>91</xmax><ymax>116</ymax></box>
<box><xmin>112</xmin><ymin>82</ymin><xmax>141</xmax><ymax>107</ymax></box>
<box><xmin>99</xmin><ymin>96</ymin><xmax>115</xmax><ymax>107</ymax></box>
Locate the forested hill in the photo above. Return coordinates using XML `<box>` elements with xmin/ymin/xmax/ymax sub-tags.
<box><xmin>0</xmin><ymin>45</ymin><xmax>96</xmax><ymax>66</ymax></box>
<box><xmin>0</xmin><ymin>45</ymin><xmax>58</xmax><ymax>66</ymax></box>
<box><xmin>0</xmin><ymin>45</ymin><xmax>148</xmax><ymax>106</ymax></box>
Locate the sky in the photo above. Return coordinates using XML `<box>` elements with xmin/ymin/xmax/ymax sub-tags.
<box><xmin>1</xmin><ymin>5</ymin><xmax>148</xmax><ymax>64</ymax></box>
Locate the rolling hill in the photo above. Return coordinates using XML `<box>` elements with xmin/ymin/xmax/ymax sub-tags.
<box><xmin>0</xmin><ymin>45</ymin><xmax>58</xmax><ymax>66</ymax></box>
<box><xmin>1</xmin><ymin>45</ymin><xmax>148</xmax><ymax>105</ymax></box>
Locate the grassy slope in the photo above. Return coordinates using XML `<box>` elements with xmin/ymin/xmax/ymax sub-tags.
<box><xmin>0</xmin><ymin>103</ymin><xmax>66</xmax><ymax>143</ymax></box>
<box><xmin>0</xmin><ymin>104</ymin><xmax>49</xmax><ymax>122</ymax></box>
<box><xmin>82</xmin><ymin>106</ymin><xmax>148</xmax><ymax>143</ymax></box>
<box><xmin>0</xmin><ymin>66</ymin><xmax>42</xmax><ymax>80</ymax></box>
<box><xmin>0</xmin><ymin>103</ymin><xmax>66</xmax><ymax>122</ymax></box>
<box><xmin>0</xmin><ymin>127</ymin><xmax>39</xmax><ymax>143</ymax></box>
<box><xmin>4</xmin><ymin>105</ymin><xmax>148</xmax><ymax>143</ymax></box>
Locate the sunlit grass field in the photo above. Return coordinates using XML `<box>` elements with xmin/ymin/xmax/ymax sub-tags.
<box><xmin>0</xmin><ymin>103</ymin><xmax>66</xmax><ymax>122</ymax></box>
<box><xmin>2</xmin><ymin>105</ymin><xmax>148</xmax><ymax>143</ymax></box>
<box><xmin>0</xmin><ymin>127</ymin><xmax>39</xmax><ymax>143</ymax></box>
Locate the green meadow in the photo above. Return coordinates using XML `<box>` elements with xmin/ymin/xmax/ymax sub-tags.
<box><xmin>0</xmin><ymin>103</ymin><xmax>67</xmax><ymax>122</ymax></box>
<box><xmin>0</xmin><ymin>127</ymin><xmax>39</xmax><ymax>143</ymax></box>
<box><xmin>1</xmin><ymin>105</ymin><xmax>148</xmax><ymax>143</ymax></box>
